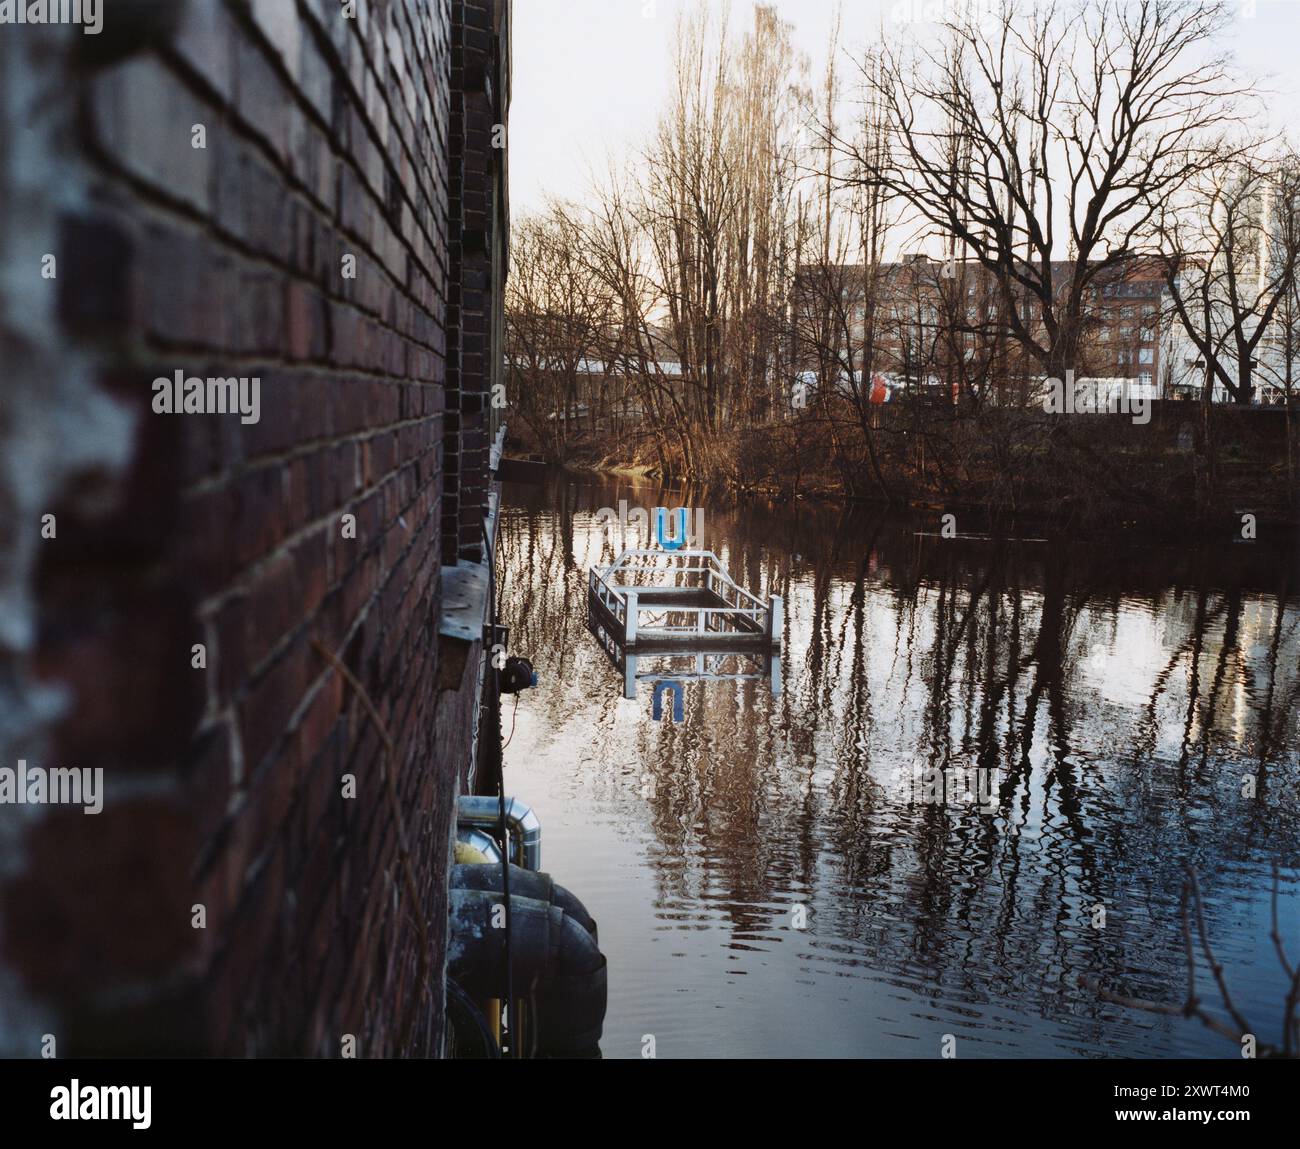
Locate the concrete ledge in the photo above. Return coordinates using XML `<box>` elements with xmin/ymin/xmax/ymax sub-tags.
<box><xmin>439</xmin><ymin>562</ymin><xmax>491</xmax><ymax>645</ymax></box>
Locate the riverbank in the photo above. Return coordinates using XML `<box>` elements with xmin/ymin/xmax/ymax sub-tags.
<box><xmin>515</xmin><ymin>402</ymin><xmax>1299</xmax><ymax>542</ymax></box>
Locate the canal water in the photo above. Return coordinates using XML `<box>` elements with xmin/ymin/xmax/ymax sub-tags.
<box><xmin>496</xmin><ymin>471</ymin><xmax>1300</xmax><ymax>1059</ymax></box>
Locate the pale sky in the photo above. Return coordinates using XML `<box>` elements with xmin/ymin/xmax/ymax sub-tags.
<box><xmin>509</xmin><ymin>0</ymin><xmax>1300</xmax><ymax>216</ymax></box>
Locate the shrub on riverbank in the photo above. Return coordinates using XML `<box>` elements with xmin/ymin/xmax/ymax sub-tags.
<box><xmin>513</xmin><ymin>401</ymin><xmax>1298</xmax><ymax>538</ymax></box>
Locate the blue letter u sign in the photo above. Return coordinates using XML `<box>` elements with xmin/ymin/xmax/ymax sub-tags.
<box><xmin>654</xmin><ymin>507</ymin><xmax>688</xmax><ymax>551</ymax></box>
<box><xmin>652</xmin><ymin>680</ymin><xmax>684</xmax><ymax>722</ymax></box>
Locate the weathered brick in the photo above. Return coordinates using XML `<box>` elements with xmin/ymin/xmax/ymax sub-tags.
<box><xmin>1</xmin><ymin>0</ymin><xmax>507</xmax><ymax>1062</ymax></box>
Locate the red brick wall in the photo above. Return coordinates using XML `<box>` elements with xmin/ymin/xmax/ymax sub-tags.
<box><xmin>0</xmin><ymin>0</ymin><xmax>504</xmax><ymax>1058</ymax></box>
<box><xmin>444</xmin><ymin>0</ymin><xmax>507</xmax><ymax>565</ymax></box>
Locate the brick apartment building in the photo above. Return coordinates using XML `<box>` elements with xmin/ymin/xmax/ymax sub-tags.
<box><xmin>803</xmin><ymin>251</ymin><xmax>1300</xmax><ymax>406</ymax></box>
<box><xmin>0</xmin><ymin>0</ymin><xmax>511</xmax><ymax>1056</ymax></box>
<box><xmin>799</xmin><ymin>255</ymin><xmax>1170</xmax><ymax>400</ymax></box>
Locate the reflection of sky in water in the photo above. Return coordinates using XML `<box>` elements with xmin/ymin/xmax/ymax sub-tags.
<box><xmin>498</xmin><ymin>477</ymin><xmax>1300</xmax><ymax>1059</ymax></box>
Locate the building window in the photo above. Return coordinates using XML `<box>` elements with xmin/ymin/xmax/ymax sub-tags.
<box><xmin>1139</xmin><ymin>348</ymin><xmax>1153</xmax><ymax>364</ymax></box>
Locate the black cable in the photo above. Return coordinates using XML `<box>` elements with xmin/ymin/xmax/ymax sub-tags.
<box><xmin>501</xmin><ymin>693</ymin><xmax>521</xmax><ymax>749</ymax></box>
<box><xmin>483</xmin><ymin>516</ymin><xmax>513</xmax><ymax>1057</ymax></box>
<box><xmin>496</xmin><ymin>728</ymin><xmax>513</xmax><ymax>1057</ymax></box>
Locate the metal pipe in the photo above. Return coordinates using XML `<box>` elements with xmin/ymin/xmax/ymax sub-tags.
<box><xmin>457</xmin><ymin>794</ymin><xmax>541</xmax><ymax>871</ymax></box>
<box><xmin>449</xmin><ymin>865</ymin><xmax>607</xmax><ymax>1058</ymax></box>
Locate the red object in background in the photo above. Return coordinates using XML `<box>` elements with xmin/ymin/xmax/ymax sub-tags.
<box><xmin>869</xmin><ymin>374</ymin><xmax>889</xmax><ymax>404</ymax></box>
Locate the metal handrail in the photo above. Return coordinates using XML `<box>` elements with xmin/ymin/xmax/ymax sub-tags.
<box><xmin>594</xmin><ymin>549</ymin><xmax>766</xmax><ymax>610</ymax></box>
<box><xmin>589</xmin><ymin>547</ymin><xmax>781</xmax><ymax>648</ymax></box>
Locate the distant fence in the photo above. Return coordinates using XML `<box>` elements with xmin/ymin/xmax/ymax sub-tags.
<box><xmin>864</xmin><ymin>396</ymin><xmax>1293</xmax><ymax>452</ymax></box>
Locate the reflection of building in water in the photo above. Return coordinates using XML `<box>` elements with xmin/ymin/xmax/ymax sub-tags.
<box><xmin>586</xmin><ymin>610</ymin><xmax>781</xmax><ymax>702</ymax></box>
<box><xmin>1235</xmin><ymin>596</ymin><xmax>1300</xmax><ymax>746</ymax></box>
<box><xmin>1151</xmin><ymin>588</ymin><xmax>1300</xmax><ymax>749</ymax></box>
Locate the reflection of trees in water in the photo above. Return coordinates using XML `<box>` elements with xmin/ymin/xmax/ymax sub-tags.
<box><xmin>498</xmin><ymin>474</ymin><xmax>1300</xmax><ymax>1047</ymax></box>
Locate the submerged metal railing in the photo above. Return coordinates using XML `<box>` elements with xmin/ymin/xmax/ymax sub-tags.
<box><xmin>586</xmin><ymin>611</ymin><xmax>783</xmax><ymax>700</ymax></box>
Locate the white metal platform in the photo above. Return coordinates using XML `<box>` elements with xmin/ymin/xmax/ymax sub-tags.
<box><xmin>587</xmin><ymin>548</ymin><xmax>782</xmax><ymax>649</ymax></box>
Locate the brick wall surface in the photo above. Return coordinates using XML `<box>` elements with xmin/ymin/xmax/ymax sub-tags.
<box><xmin>444</xmin><ymin>0</ymin><xmax>505</xmax><ymax>565</ymax></box>
<box><xmin>0</xmin><ymin>0</ymin><xmax>508</xmax><ymax>1058</ymax></box>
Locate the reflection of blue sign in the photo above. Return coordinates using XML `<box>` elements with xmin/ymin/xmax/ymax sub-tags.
<box><xmin>654</xmin><ymin>507</ymin><xmax>688</xmax><ymax>551</ymax></box>
<box><xmin>652</xmin><ymin>680</ymin><xmax>684</xmax><ymax>722</ymax></box>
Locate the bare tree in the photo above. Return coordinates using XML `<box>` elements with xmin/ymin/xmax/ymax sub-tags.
<box><xmin>581</xmin><ymin>172</ymin><xmax>696</xmax><ymax>475</ymax></box>
<box><xmin>837</xmin><ymin>0</ymin><xmax>1249</xmax><ymax>381</ymax></box>
<box><xmin>1086</xmin><ymin>864</ymin><xmax>1300</xmax><ymax>1058</ymax></box>
<box><xmin>1158</xmin><ymin>153</ymin><xmax>1300</xmax><ymax>405</ymax></box>
<box><xmin>506</xmin><ymin>206</ymin><xmax>614</xmax><ymax>459</ymax></box>
<box><xmin>1251</xmin><ymin>153</ymin><xmax>1300</xmax><ymax>503</ymax></box>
